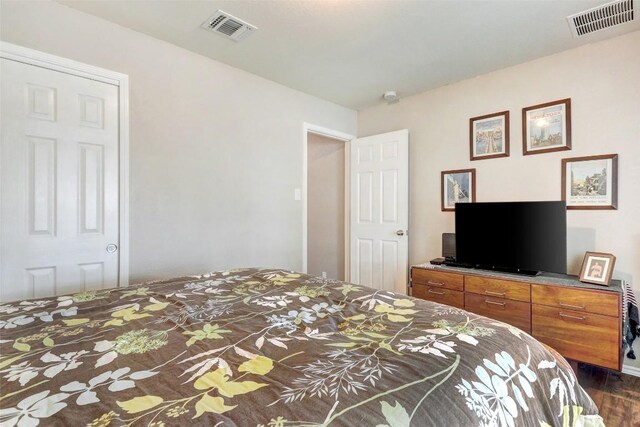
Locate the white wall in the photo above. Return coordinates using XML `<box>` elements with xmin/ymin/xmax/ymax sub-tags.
<box><xmin>307</xmin><ymin>133</ymin><xmax>345</xmax><ymax>281</ymax></box>
<box><xmin>358</xmin><ymin>31</ymin><xmax>640</xmax><ymax>291</ymax></box>
<box><xmin>0</xmin><ymin>0</ymin><xmax>356</xmax><ymax>283</ymax></box>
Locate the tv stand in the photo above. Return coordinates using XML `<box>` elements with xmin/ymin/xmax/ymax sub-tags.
<box><xmin>439</xmin><ymin>261</ymin><xmax>539</xmax><ymax>276</ymax></box>
<box><xmin>441</xmin><ymin>260</ymin><xmax>472</xmax><ymax>269</ymax></box>
<box><xmin>411</xmin><ymin>263</ymin><xmax>623</xmax><ymax>371</ymax></box>
<box><xmin>477</xmin><ymin>265</ymin><xmax>540</xmax><ymax>277</ymax></box>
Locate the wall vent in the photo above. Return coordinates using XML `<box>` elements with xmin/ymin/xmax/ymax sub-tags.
<box><xmin>201</xmin><ymin>10</ymin><xmax>257</xmax><ymax>42</ymax></box>
<box><xmin>567</xmin><ymin>0</ymin><xmax>635</xmax><ymax>37</ymax></box>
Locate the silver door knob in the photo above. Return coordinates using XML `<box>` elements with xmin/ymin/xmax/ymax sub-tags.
<box><xmin>396</xmin><ymin>230</ymin><xmax>405</xmax><ymax>236</ymax></box>
<box><xmin>106</xmin><ymin>243</ymin><xmax>118</xmax><ymax>253</ymax></box>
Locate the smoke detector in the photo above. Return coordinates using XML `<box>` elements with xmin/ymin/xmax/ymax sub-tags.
<box><xmin>567</xmin><ymin>0</ymin><xmax>635</xmax><ymax>37</ymax></box>
<box><xmin>201</xmin><ymin>10</ymin><xmax>257</xmax><ymax>42</ymax></box>
<box><xmin>383</xmin><ymin>91</ymin><xmax>399</xmax><ymax>104</ymax></box>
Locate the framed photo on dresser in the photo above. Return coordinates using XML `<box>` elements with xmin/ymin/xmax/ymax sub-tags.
<box><xmin>579</xmin><ymin>252</ymin><xmax>616</xmax><ymax>286</ymax></box>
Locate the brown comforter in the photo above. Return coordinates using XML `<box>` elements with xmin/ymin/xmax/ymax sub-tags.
<box><xmin>0</xmin><ymin>268</ymin><xmax>603</xmax><ymax>426</ymax></box>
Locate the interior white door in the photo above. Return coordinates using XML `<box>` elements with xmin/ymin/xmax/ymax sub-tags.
<box><xmin>350</xmin><ymin>129</ymin><xmax>409</xmax><ymax>293</ymax></box>
<box><xmin>0</xmin><ymin>58</ymin><xmax>119</xmax><ymax>302</ymax></box>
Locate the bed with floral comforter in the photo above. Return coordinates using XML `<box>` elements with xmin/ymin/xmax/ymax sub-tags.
<box><xmin>0</xmin><ymin>268</ymin><xmax>603</xmax><ymax>427</ymax></box>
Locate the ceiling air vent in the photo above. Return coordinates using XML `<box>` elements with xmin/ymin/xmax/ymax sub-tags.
<box><xmin>201</xmin><ymin>10</ymin><xmax>257</xmax><ymax>42</ymax></box>
<box><xmin>567</xmin><ymin>0</ymin><xmax>635</xmax><ymax>37</ymax></box>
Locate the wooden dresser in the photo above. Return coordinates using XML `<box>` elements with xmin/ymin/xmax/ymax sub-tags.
<box><xmin>411</xmin><ymin>265</ymin><xmax>623</xmax><ymax>371</ymax></box>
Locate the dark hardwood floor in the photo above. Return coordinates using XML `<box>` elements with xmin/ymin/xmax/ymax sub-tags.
<box><xmin>577</xmin><ymin>364</ymin><xmax>640</xmax><ymax>427</ymax></box>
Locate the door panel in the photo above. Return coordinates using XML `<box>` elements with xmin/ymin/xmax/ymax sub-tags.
<box><xmin>381</xmin><ymin>170</ymin><xmax>398</xmax><ymax>223</ymax></box>
<box><xmin>357</xmin><ymin>238</ymin><xmax>374</xmax><ymax>287</ymax></box>
<box><xmin>28</xmin><ymin>136</ymin><xmax>57</xmax><ymax>235</ymax></box>
<box><xmin>380</xmin><ymin>240</ymin><xmax>399</xmax><ymax>291</ymax></box>
<box><xmin>78</xmin><ymin>262</ymin><xmax>105</xmax><ymax>291</ymax></box>
<box><xmin>26</xmin><ymin>266</ymin><xmax>57</xmax><ymax>298</ymax></box>
<box><xmin>350</xmin><ymin>130</ymin><xmax>409</xmax><ymax>293</ymax></box>
<box><xmin>78</xmin><ymin>143</ymin><xmax>104</xmax><ymax>234</ymax></box>
<box><xmin>1</xmin><ymin>58</ymin><xmax>119</xmax><ymax>302</ymax></box>
<box><xmin>357</xmin><ymin>172</ymin><xmax>373</xmax><ymax>223</ymax></box>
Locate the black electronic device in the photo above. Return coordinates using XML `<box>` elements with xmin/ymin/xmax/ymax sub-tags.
<box><xmin>455</xmin><ymin>201</ymin><xmax>567</xmax><ymax>275</ymax></box>
<box><xmin>442</xmin><ymin>233</ymin><xmax>456</xmax><ymax>261</ymax></box>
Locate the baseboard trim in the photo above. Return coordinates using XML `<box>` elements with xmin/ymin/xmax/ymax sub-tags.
<box><xmin>621</xmin><ymin>364</ymin><xmax>640</xmax><ymax>377</ymax></box>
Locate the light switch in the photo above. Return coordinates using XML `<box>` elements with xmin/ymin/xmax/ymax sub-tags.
<box><xmin>294</xmin><ymin>188</ymin><xmax>302</xmax><ymax>201</ymax></box>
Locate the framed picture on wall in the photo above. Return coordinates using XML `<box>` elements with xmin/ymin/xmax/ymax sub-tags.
<box><xmin>579</xmin><ymin>251</ymin><xmax>616</xmax><ymax>286</ymax></box>
<box><xmin>469</xmin><ymin>110</ymin><xmax>510</xmax><ymax>160</ymax></box>
<box><xmin>561</xmin><ymin>154</ymin><xmax>618</xmax><ymax>210</ymax></box>
<box><xmin>522</xmin><ymin>98</ymin><xmax>571</xmax><ymax>155</ymax></box>
<box><xmin>441</xmin><ymin>168</ymin><xmax>476</xmax><ymax>211</ymax></box>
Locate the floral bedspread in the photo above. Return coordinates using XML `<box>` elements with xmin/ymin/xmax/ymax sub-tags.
<box><xmin>0</xmin><ymin>268</ymin><xmax>603</xmax><ymax>427</ymax></box>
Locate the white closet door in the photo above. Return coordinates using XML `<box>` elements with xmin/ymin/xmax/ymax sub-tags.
<box><xmin>1</xmin><ymin>58</ymin><xmax>119</xmax><ymax>301</ymax></box>
<box><xmin>350</xmin><ymin>129</ymin><xmax>409</xmax><ymax>294</ymax></box>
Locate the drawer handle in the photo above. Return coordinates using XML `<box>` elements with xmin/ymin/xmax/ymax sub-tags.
<box><xmin>427</xmin><ymin>281</ymin><xmax>445</xmax><ymax>287</ymax></box>
<box><xmin>559</xmin><ymin>302</ymin><xmax>585</xmax><ymax>310</ymax></box>
<box><xmin>484</xmin><ymin>290</ymin><xmax>505</xmax><ymax>297</ymax></box>
<box><xmin>485</xmin><ymin>299</ymin><xmax>506</xmax><ymax>307</ymax></box>
<box><xmin>559</xmin><ymin>312</ymin><xmax>586</xmax><ymax>321</ymax></box>
<box><xmin>428</xmin><ymin>289</ymin><xmax>446</xmax><ymax>296</ymax></box>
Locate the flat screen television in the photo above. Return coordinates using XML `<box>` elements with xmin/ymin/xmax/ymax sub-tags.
<box><xmin>455</xmin><ymin>201</ymin><xmax>567</xmax><ymax>275</ymax></box>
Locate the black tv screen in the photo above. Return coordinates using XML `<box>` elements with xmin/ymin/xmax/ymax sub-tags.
<box><xmin>455</xmin><ymin>201</ymin><xmax>567</xmax><ymax>274</ymax></box>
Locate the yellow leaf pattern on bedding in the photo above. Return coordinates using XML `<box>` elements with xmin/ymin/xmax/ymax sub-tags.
<box><xmin>183</xmin><ymin>323</ymin><xmax>231</xmax><ymax>347</ymax></box>
<box><xmin>373</xmin><ymin>304</ymin><xmax>418</xmax><ymax>315</ymax></box>
<box><xmin>62</xmin><ymin>318</ymin><xmax>90</xmax><ymax>326</ymax></box>
<box><xmin>114</xmin><ymin>306</ymin><xmax>150</xmax><ymax>320</ymax></box>
<box><xmin>238</xmin><ymin>356</ymin><xmax>274</xmax><ymax>375</ymax></box>
<box><xmin>393</xmin><ymin>299</ymin><xmax>415</xmax><ymax>307</ymax></box>
<box><xmin>12</xmin><ymin>341</ymin><xmax>30</xmax><ymax>352</ymax></box>
<box><xmin>194</xmin><ymin>368</ymin><xmax>267</xmax><ymax>397</ymax></box>
<box><xmin>193</xmin><ymin>394</ymin><xmax>236</xmax><ymax>418</ymax></box>
<box><xmin>117</xmin><ymin>395</ymin><xmax>164</xmax><ymax>414</ymax></box>
<box><xmin>144</xmin><ymin>302</ymin><xmax>169</xmax><ymax>312</ymax></box>
<box><xmin>387</xmin><ymin>314</ymin><xmax>413</xmax><ymax>322</ymax></box>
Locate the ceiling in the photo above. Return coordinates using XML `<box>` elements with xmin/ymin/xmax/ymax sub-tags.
<box><xmin>57</xmin><ymin>0</ymin><xmax>640</xmax><ymax>110</ymax></box>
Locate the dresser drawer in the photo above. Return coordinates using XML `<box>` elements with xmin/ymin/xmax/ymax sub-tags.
<box><xmin>413</xmin><ymin>284</ymin><xmax>464</xmax><ymax>309</ymax></box>
<box><xmin>465</xmin><ymin>292</ymin><xmax>531</xmax><ymax>333</ymax></box>
<box><xmin>465</xmin><ymin>276</ymin><xmax>531</xmax><ymax>302</ymax></box>
<box><xmin>531</xmin><ymin>284</ymin><xmax>619</xmax><ymax>317</ymax></box>
<box><xmin>411</xmin><ymin>268</ymin><xmax>464</xmax><ymax>291</ymax></box>
<box><xmin>531</xmin><ymin>304</ymin><xmax>620</xmax><ymax>370</ymax></box>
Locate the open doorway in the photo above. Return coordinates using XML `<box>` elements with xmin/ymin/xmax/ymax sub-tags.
<box><xmin>307</xmin><ymin>133</ymin><xmax>346</xmax><ymax>280</ymax></box>
<box><xmin>302</xmin><ymin>124</ymin><xmax>354</xmax><ymax>281</ymax></box>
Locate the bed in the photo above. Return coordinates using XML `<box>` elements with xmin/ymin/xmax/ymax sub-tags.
<box><xmin>0</xmin><ymin>268</ymin><xmax>604</xmax><ymax>426</ymax></box>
